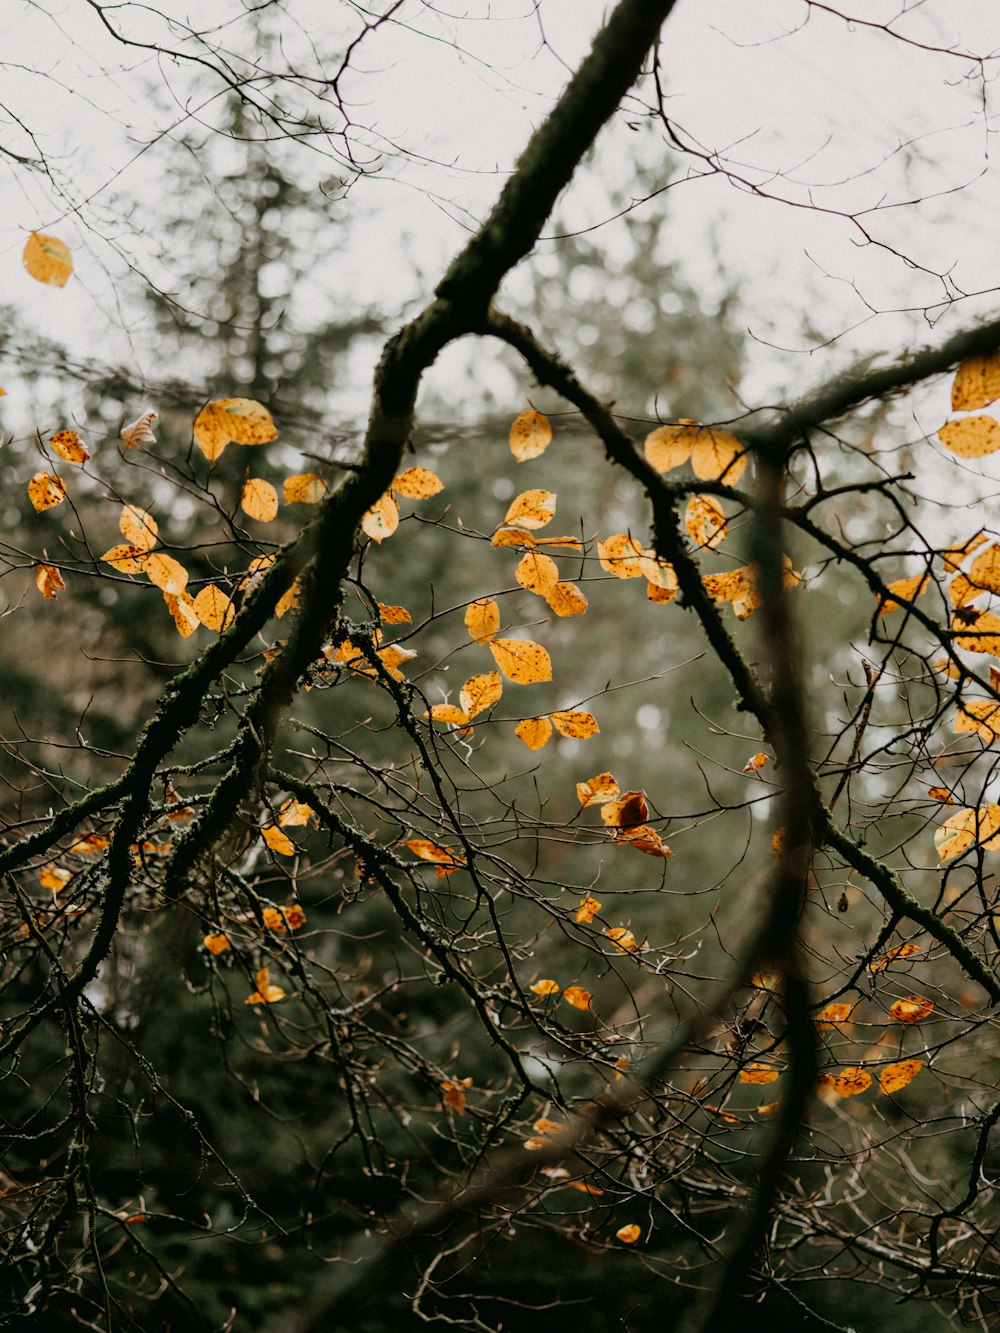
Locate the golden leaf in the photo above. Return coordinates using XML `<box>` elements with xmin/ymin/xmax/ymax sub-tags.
<box><xmin>378</xmin><ymin>643</ymin><xmax>416</xmax><ymax>681</ymax></box>
<box><xmin>39</xmin><ymin>866</ymin><xmax>71</xmax><ymax>893</ymax></box>
<box><xmin>954</xmin><ymin>700</ymin><xmax>1000</xmax><ymax>743</ymax></box>
<box><xmin>261</xmin><ymin>824</ymin><xmax>296</xmax><ymax>856</ymax></box>
<box><xmin>49</xmin><ymin>430</ymin><xmax>90</xmax><ymax>465</ymax></box>
<box><xmin>203</xmin><ymin>933</ymin><xmax>230</xmax><ymax>955</ymax></box>
<box><xmin>550</xmin><ymin>709</ymin><xmax>599</xmax><ymax>739</ymax></box>
<box><xmin>832</xmin><ymin>1067</ymin><xmax>871</xmax><ymax>1098</ymax></box>
<box><xmin>601</xmin><ymin>791</ymin><xmax>648</xmax><ymax>829</ymax></box>
<box><xmin>164</xmin><ymin>590</ymin><xmax>200</xmax><ymax>638</ymax></box>
<box><xmin>101</xmin><ymin>544</ymin><xmax>148</xmax><ymax>575</ymax></box>
<box><xmin>70</xmin><ymin>833</ymin><xmax>109</xmax><ymax>857</ymax></box>
<box><xmin>492</xmin><ymin>525</ymin><xmax>536</xmax><ymax>549</ymax></box>
<box><xmin>35</xmin><ymin>563</ymin><xmax>65</xmax><ymax>598</ymax></box>
<box><xmin>644</xmin><ymin>423</ymin><xmax>694</xmax><ymax>474</ymax></box>
<box><xmin>566</xmin><ymin>1180</ymin><xmax>605</xmax><ymax>1195</ymax></box>
<box><xmin>952</xmin><ymin>609</ymin><xmax>1000</xmax><ymax>654</ymax></box>
<box><xmin>361</xmin><ymin>491</ymin><xmax>399</xmax><ymax>542</ymax></box>
<box><xmin>28</xmin><ymin>472</ymin><xmax>66</xmax><ymax>512</ymax></box>
<box><xmin>604</xmin><ymin>926</ymin><xmax>638</xmax><ymax>952</ymax></box>
<box><xmin>562</xmin><ymin>986</ymin><xmax>592</xmax><ymax>1011</ymax></box>
<box><xmin>241</xmin><ymin>478</ymin><xmax>279</xmax><ymax>521</ymax></box>
<box><xmin>392</xmin><ymin>466</ymin><xmax>443</xmax><ymax>499</ymax></box>
<box><xmin>284</xmin><ymin>472</ymin><xmax>327</xmax><ymax>505</ymax></box>
<box><xmin>440</xmin><ymin>1078</ymin><xmax>472</xmax><ymax>1115</ymax></box>
<box><xmin>576</xmin><ymin>773</ymin><xmax>619</xmax><ymax>806</ymax></box>
<box><xmin>245</xmin><ymin>966</ymin><xmax>286</xmax><ymax>1005</ymax></box>
<box><xmin>968</xmin><ymin>543</ymin><xmax>1000</xmax><ymax>594</ymax></box>
<box><xmin>877</xmin><ymin>573</ymin><xmax>929</xmax><ymax>618</ymax></box>
<box><xmin>276</xmin><ymin>578</ymin><xmax>300</xmax><ymax>619</ymax></box>
<box><xmin>597</xmin><ymin>533</ymin><xmax>647</xmax><ymax>579</ymax></box>
<box><xmin>942</xmin><ymin>531</ymin><xmax>987</xmax><ymax>572</ymax></box>
<box><xmin>814</xmin><ymin>1002</ymin><xmax>852</xmax><ymax>1031</ymax></box>
<box><xmin>282</xmin><ymin>903</ymin><xmax>307</xmax><ymax>930</ymax></box>
<box><xmin>878</xmin><ymin>1059</ymin><xmax>923</xmax><ymax>1094</ymax></box>
<box><xmin>193</xmin><ymin>398</ymin><xmax>276</xmax><ymax>461</ymax></box>
<box><xmin>404</xmin><ymin>838</ymin><xmax>466</xmax><ymax>877</ymax></box>
<box><xmin>889</xmin><ymin>996</ymin><xmax>934</xmax><ymax>1024</ymax></box>
<box><xmin>516</xmin><ymin>551</ymin><xmax>559</xmax><ymax>596</ymax></box>
<box><xmin>616</xmin><ymin>1224</ymin><xmax>641</xmax><ymax>1245</ymax></box>
<box><xmin>935</xmin><ymin>804</ymin><xmax>1000</xmax><ymax>860</ymax></box>
<box><xmin>193</xmin><ymin>584</ymin><xmax>234</xmax><ymax>632</ymax></box>
<box><xmin>144</xmin><ymin>553</ymin><xmax>188</xmax><ymax>597</ymax></box>
<box><xmin>379</xmin><ymin>603</ymin><xmax>412</xmax><ymax>624</ymax></box>
<box><xmin>504</xmin><ymin>488</ymin><xmax>556</xmax><ymax>530</ymax></box>
<box><xmin>509</xmin><ymin>409</ymin><xmax>553</xmax><ymax>461</ymax></box>
<box><xmin>949</xmin><ymin>572</ymin><xmax>983</xmax><ymax>607</ymax></box>
<box><xmin>938</xmin><ymin>415</ymin><xmax>1000</xmax><ymax>458</ymax></box>
<box><xmin>120</xmin><ymin>505</ymin><xmax>158</xmax><ymax>551</ymax></box>
<box><xmin>429</xmin><ymin>703</ymin><xmax>470</xmax><ymax>726</ymax></box>
<box><xmin>690</xmin><ymin>425</ymin><xmax>748</xmax><ymax>483</ymax></box>
<box><xmin>278</xmin><ymin>799</ymin><xmax>314</xmax><ymax>828</ymax></box>
<box><xmin>530</xmin><ymin>979</ymin><xmax>560</xmax><ymax>996</ymax></box>
<box><xmin>463</xmin><ymin>598</ymin><xmax>498</xmax><ymax>645</ymax></box>
<box><xmin>574</xmin><ymin>895</ymin><xmax>602</xmax><ymax>924</ymax></box>
<box><xmin>739</xmin><ymin>1064</ymin><xmax>780</xmax><ymax>1085</ymax></box>
<box><xmin>489</xmin><ymin>637</ymin><xmax>552</xmax><ymax>684</ymax></box>
<box><xmin>743</xmin><ymin>752</ymin><xmax>769</xmax><ymax>773</ymax></box>
<box><xmin>928</xmin><ymin>786</ymin><xmax>954</xmax><ymax>804</ymax></box>
<box><xmin>623</xmin><ymin>827</ymin><xmax>673</xmax><ymax>858</ymax></box>
<box><xmin>684</xmin><ymin>494</ymin><xmax>727</xmax><ymax>550</ymax></box>
<box><xmin>771</xmin><ymin>827</ymin><xmax>787</xmax><ymax>855</ymax></box>
<box><xmin>120</xmin><ymin>409</ymin><xmax>158</xmax><ymax>450</ymax></box>
<box><xmin>23</xmin><ymin>231</ymin><xmax>72</xmax><ymax>287</ymax></box>
<box><xmin>545</xmin><ymin>581</ymin><xmax>588</xmax><ymax>616</ymax></box>
<box><xmin>515</xmin><ymin>717</ymin><xmax>552</xmax><ymax>751</ymax></box>
<box><xmin>869</xmin><ymin>943</ymin><xmax>921</xmax><ymax>973</ymax></box>
<box><xmin>459</xmin><ymin>671</ymin><xmax>503</xmax><ymax>718</ymax></box>
<box><xmin>532</xmin><ymin>1118</ymin><xmax>564</xmax><ymax>1135</ymax></box>
<box><xmin>953</xmin><ymin>354</ymin><xmax>1000</xmax><ymax>410</ymax></box>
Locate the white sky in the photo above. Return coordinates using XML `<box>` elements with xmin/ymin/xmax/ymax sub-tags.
<box><xmin>2</xmin><ymin>0</ymin><xmax>1000</xmax><ymax>422</ymax></box>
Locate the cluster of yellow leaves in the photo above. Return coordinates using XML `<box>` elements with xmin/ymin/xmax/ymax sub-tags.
<box><xmin>644</xmin><ymin>421</ymin><xmax>748</xmax><ymax>484</ymax></box>
<box><xmin>328</xmin><ymin>631</ymin><xmax>416</xmax><ymax>683</ymax></box>
<box><xmin>514</xmin><ymin>709</ymin><xmax>599</xmax><ymax>751</ymax></box>
<box><xmin>817</xmin><ymin>1059</ymin><xmax>924</xmax><ymax>1100</ymax></box>
<box><xmin>514</xmin><ymin>550</ymin><xmax>587</xmax><ymax>617</ymax></box>
<box><xmin>405</xmin><ymin>837</ymin><xmax>467</xmax><ymax>877</ymax></box>
<box><xmin>573</xmin><ymin>773</ymin><xmax>670</xmax><ymax>858</ymax></box>
<box><xmin>597</xmin><ymin>533</ymin><xmax>677</xmax><ymax>605</ymax></box>
<box><xmin>462</xmin><ymin>596</ymin><xmax>553</xmax><ymax>685</ymax></box>
<box><xmin>527</xmin><ymin>976</ymin><xmax>592</xmax><ymax>1010</ymax></box>
<box><xmin>362</xmin><ymin>466</ymin><xmax>444</xmax><ymax>543</ymax></box>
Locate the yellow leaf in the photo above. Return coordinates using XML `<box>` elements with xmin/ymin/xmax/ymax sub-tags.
<box><xmin>550</xmin><ymin>709</ymin><xmax>599</xmax><ymax>739</ymax></box>
<box><xmin>49</xmin><ymin>430</ymin><xmax>90</xmax><ymax>465</ymax></box>
<box><xmin>869</xmin><ymin>943</ymin><xmax>921</xmax><ymax>973</ymax></box>
<box><xmin>952</xmin><ymin>609</ymin><xmax>1000</xmax><ymax>654</ymax></box>
<box><xmin>576</xmin><ymin>773</ymin><xmax>619</xmax><ymax>806</ymax></box>
<box><xmin>691</xmin><ymin>425</ymin><xmax>748</xmax><ymax>483</ymax></box>
<box><xmin>536</xmin><ymin>535</ymin><xmax>583</xmax><ymax>550</ymax></box>
<box><xmin>562</xmin><ymin>986</ymin><xmax>592</xmax><ymax>1011</ymax></box>
<box><xmin>429</xmin><ymin>703</ymin><xmax>470</xmax><ymax>726</ymax></box>
<box><xmin>771</xmin><ymin>827</ymin><xmax>787</xmax><ymax>855</ymax></box>
<box><xmin>70</xmin><ymin>833</ymin><xmax>109</xmax><ymax>857</ymax></box>
<box><xmin>832</xmin><ymin>1067</ymin><xmax>871</xmax><ymax>1098</ymax></box>
<box><xmin>814</xmin><ymin>1002</ymin><xmax>852</xmax><ymax>1031</ymax></box>
<box><xmin>392</xmin><ymin>466</ymin><xmax>443</xmax><ymax>499</ymax></box>
<box><xmin>241</xmin><ymin>478</ymin><xmax>279</xmax><ymax>521</ymax></box>
<box><xmin>504</xmin><ymin>488</ymin><xmax>556</xmax><ymax>530</ymax></box>
<box><xmin>39</xmin><ymin>866</ymin><xmax>71</xmax><ymax>893</ymax></box>
<box><xmin>954</xmin><ymin>700</ymin><xmax>1000</xmax><ymax>743</ymax></box>
<box><xmin>509</xmin><ymin>409</ymin><xmax>553</xmax><ymax>462</ymax></box>
<box><xmin>574</xmin><ymin>895</ymin><xmax>602</xmax><ymax>924</ymax></box>
<box><xmin>378</xmin><ymin>643</ymin><xmax>416</xmax><ymax>680</ymax></box>
<box><xmin>120</xmin><ymin>505</ymin><xmax>158</xmax><ymax>551</ymax></box>
<box><xmin>203</xmin><ymin>933</ymin><xmax>230</xmax><ymax>955</ymax></box>
<box><xmin>938</xmin><ymin>415</ymin><xmax>1000</xmax><ymax>458</ymax></box>
<box><xmin>684</xmin><ymin>494</ymin><xmax>727</xmax><ymax>550</ymax></box>
<box><xmin>28</xmin><ymin>472</ymin><xmax>66</xmax><ymax>512</ymax></box>
<box><xmin>742</xmin><ymin>752</ymin><xmax>769</xmax><ymax>774</ymax></box>
<box><xmin>616</xmin><ymin>1224</ymin><xmax>641</xmax><ymax>1244</ymax></box>
<box><xmin>459</xmin><ymin>671</ymin><xmax>503</xmax><ymax>718</ymax></box>
<box><xmin>878</xmin><ymin>1059</ymin><xmax>923</xmax><ymax>1094</ymax></box>
<box><xmin>928</xmin><ymin>786</ymin><xmax>954</xmax><ymax>804</ymax></box>
<box><xmin>193</xmin><ymin>398</ymin><xmax>276</xmax><ymax>461</ymax></box>
<box><xmin>597</xmin><ymin>533</ymin><xmax>647</xmax><ymax>579</ymax></box>
<box><xmin>492</xmin><ymin>525</ymin><xmax>536</xmax><ymax>549</ymax></box>
<box><xmin>949</xmin><ymin>572</ymin><xmax>983</xmax><ymax>607</ymax></box>
<box><xmin>101</xmin><ymin>544</ymin><xmax>148</xmax><ymax>574</ymax></box>
<box><xmin>465</xmin><ymin>598</ymin><xmax>500</xmax><ymax>644</ymax></box>
<box><xmin>35</xmin><ymin>563</ymin><xmax>65</xmax><ymax>598</ymax></box>
<box><xmin>379</xmin><ymin>603</ymin><xmax>412</xmax><ymax>624</ymax></box>
<box><xmin>144</xmin><ymin>553</ymin><xmax>188</xmax><ymax>597</ymax></box>
<box><xmin>953</xmin><ymin>354</ymin><xmax>1000</xmax><ymax>411</ymax></box>
<box><xmin>515</xmin><ymin>717</ymin><xmax>552</xmax><ymax>751</ymax></box>
<box><xmin>120</xmin><ymin>409</ymin><xmax>158</xmax><ymax>450</ymax></box>
<box><xmin>968</xmin><ymin>543</ymin><xmax>1000</xmax><ymax>594</ymax></box>
<box><xmin>604</xmin><ymin>926</ymin><xmax>638</xmax><ymax>952</ymax></box>
<box><xmin>516</xmin><ymin>551</ymin><xmax>559</xmax><ymax>596</ymax></box>
<box><xmin>278</xmin><ymin>799</ymin><xmax>314</xmax><ymax>827</ymax></box>
<box><xmin>621</xmin><ymin>826</ymin><xmax>672</xmax><ymax>858</ymax></box>
<box><xmin>877</xmin><ymin>574</ymin><xmax>929</xmax><ymax>618</ymax></box>
<box><xmin>566</xmin><ymin>1180</ymin><xmax>604</xmax><ymax>1195</ymax></box>
<box><xmin>545</xmin><ymin>581</ymin><xmax>588</xmax><ymax>616</ymax></box>
<box><xmin>276</xmin><ymin>578</ymin><xmax>300</xmax><ymax>619</ymax></box>
<box><xmin>261</xmin><ymin>824</ymin><xmax>296</xmax><ymax>856</ymax></box>
<box><xmin>601</xmin><ymin>791</ymin><xmax>648</xmax><ymax>829</ymax></box>
<box><xmin>704</xmin><ymin>1105</ymin><xmax>740</xmax><ymax>1124</ymax></box>
<box><xmin>164</xmin><ymin>590</ymin><xmax>200</xmax><ymax>638</ymax></box>
<box><xmin>283</xmin><ymin>472</ymin><xmax>327</xmax><ymax>505</ymax></box>
<box><xmin>245</xmin><ymin>966</ymin><xmax>286</xmax><ymax>1005</ymax></box>
<box><xmin>489</xmin><ymin>637</ymin><xmax>552</xmax><ymax>684</ymax></box>
<box><xmin>282</xmin><ymin>903</ymin><xmax>307</xmax><ymax>930</ymax></box>
<box><xmin>644</xmin><ymin>423</ymin><xmax>694</xmax><ymax>473</ymax></box>
<box><xmin>530</xmin><ymin>978</ymin><xmax>560</xmax><ymax>996</ymax></box>
<box><xmin>935</xmin><ymin>804</ymin><xmax>1000</xmax><ymax>860</ymax></box>
<box><xmin>889</xmin><ymin>996</ymin><xmax>934</xmax><ymax>1024</ymax></box>
<box><xmin>942</xmin><ymin>531</ymin><xmax>987</xmax><ymax>572</ymax></box>
<box><xmin>532</xmin><ymin>1118</ymin><xmax>565</xmax><ymax>1135</ymax></box>
<box><xmin>738</xmin><ymin>1064</ymin><xmax>780</xmax><ymax>1085</ymax></box>
<box><xmin>262</xmin><ymin>907</ymin><xmax>286</xmax><ymax>932</ymax></box>
<box><xmin>440</xmin><ymin>1078</ymin><xmax>472</xmax><ymax>1115</ymax></box>
<box><xmin>404</xmin><ymin>838</ymin><xmax>466</xmax><ymax>876</ymax></box>
<box><xmin>360</xmin><ymin>491</ymin><xmax>398</xmax><ymax>542</ymax></box>
<box><xmin>23</xmin><ymin>231</ymin><xmax>72</xmax><ymax>287</ymax></box>
<box><xmin>193</xmin><ymin>584</ymin><xmax>235</xmax><ymax>632</ymax></box>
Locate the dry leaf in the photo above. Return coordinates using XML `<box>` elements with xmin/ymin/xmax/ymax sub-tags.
<box><xmin>50</xmin><ymin>430</ymin><xmax>90</xmax><ymax>465</ymax></box>
<box><xmin>530</xmin><ymin>979</ymin><xmax>560</xmax><ymax>996</ymax></box>
<box><xmin>28</xmin><ymin>473</ymin><xmax>66</xmax><ymax>512</ymax></box>
<box><xmin>164</xmin><ymin>590</ymin><xmax>200</xmax><ymax>637</ymax></box>
<box><xmin>120</xmin><ymin>410</ymin><xmax>158</xmax><ymax>450</ymax></box>
<box><xmin>615</xmin><ymin>1224</ymin><xmax>641</xmax><ymax>1244</ymax></box>
<box><xmin>934</xmin><ymin>804</ymin><xmax>1000</xmax><ymax>860</ymax></box>
<box><xmin>869</xmin><ymin>943</ymin><xmax>921</xmax><ymax>973</ymax></box>
<box><xmin>878</xmin><ymin>1059</ymin><xmax>923</xmax><ymax>1094</ymax></box>
<box><xmin>203</xmin><ymin>933</ymin><xmax>230</xmax><ymax>955</ymax></box>
<box><xmin>516</xmin><ymin>552</ymin><xmax>559</xmax><ymax>597</ymax></box>
<box><xmin>604</xmin><ymin>926</ymin><xmax>638</xmax><ymax>952</ymax></box>
<box><xmin>684</xmin><ymin>494</ymin><xmax>727</xmax><ymax>550</ymax></box>
<box><xmin>35</xmin><ymin>563</ymin><xmax>65</xmax><ymax>598</ymax></box>
<box><xmin>101</xmin><ymin>544</ymin><xmax>148</xmax><ymax>575</ymax></box>
<box><xmin>574</xmin><ymin>895</ymin><xmax>602</xmax><ymax>924</ymax></box>
<box><xmin>404</xmin><ymin>838</ymin><xmax>466</xmax><ymax>877</ymax></box>
<box><xmin>953</xmin><ymin>353</ymin><xmax>1000</xmax><ymax>410</ymax></box>
<box><xmin>743</xmin><ymin>752</ymin><xmax>769</xmax><ymax>774</ymax></box>
<box><xmin>550</xmin><ymin>710</ymin><xmax>599</xmax><ymax>739</ymax></box>
<box><xmin>278</xmin><ymin>799</ymin><xmax>314</xmax><ymax>827</ymax></box>
<box><xmin>739</xmin><ymin>1064</ymin><xmax>780</xmax><ymax>1085</ymax></box>
<box><xmin>261</xmin><ymin>824</ymin><xmax>296</xmax><ymax>856</ymax></box>
<box><xmin>814</xmin><ymin>1002</ymin><xmax>852</xmax><ymax>1031</ymax></box>
<box><xmin>832</xmin><ymin>1066</ymin><xmax>871</xmax><ymax>1098</ymax></box>
<box><xmin>878</xmin><ymin>574</ymin><xmax>929</xmax><ymax>618</ymax></box>
<box><xmin>889</xmin><ymin>996</ymin><xmax>934</xmax><ymax>1024</ymax></box>
<box><xmin>459</xmin><ymin>671</ymin><xmax>503</xmax><ymax>718</ymax></box>
<box><xmin>440</xmin><ymin>1078</ymin><xmax>472</xmax><ymax>1115</ymax></box>
<box><xmin>562</xmin><ymin>986</ymin><xmax>592</xmax><ymax>1011</ymax></box>
<box><xmin>144</xmin><ymin>553</ymin><xmax>188</xmax><ymax>597</ymax></box>
<box><xmin>193</xmin><ymin>585</ymin><xmax>234</xmax><ymax>632</ymax></box>
<box><xmin>245</xmin><ymin>966</ymin><xmax>286</xmax><ymax>1005</ymax></box>
<box><xmin>545</xmin><ymin>581</ymin><xmax>588</xmax><ymax>616</ymax></box>
<box><xmin>576</xmin><ymin>773</ymin><xmax>619</xmax><ymax>807</ymax></box>
<box><xmin>597</xmin><ymin>533</ymin><xmax>647</xmax><ymax>579</ymax></box>
<box><xmin>120</xmin><ymin>505</ymin><xmax>158</xmax><ymax>551</ymax></box>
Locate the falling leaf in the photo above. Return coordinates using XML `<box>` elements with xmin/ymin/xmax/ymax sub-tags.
<box><xmin>814</xmin><ymin>1002</ymin><xmax>852</xmax><ymax>1031</ymax></box>
<box><xmin>440</xmin><ymin>1077</ymin><xmax>472</xmax><ymax>1115</ymax></box>
<box><xmin>460</xmin><ymin>671</ymin><xmax>503</xmax><ymax>718</ymax></box>
<box><xmin>203</xmin><ymin>933</ymin><xmax>230</xmax><ymax>955</ymax></box>
<box><xmin>120</xmin><ymin>505</ymin><xmax>158</xmax><ymax>551</ymax></box>
<box><xmin>550</xmin><ymin>710</ymin><xmax>599</xmax><ymax>739</ymax></box>
<box><xmin>953</xmin><ymin>353</ymin><xmax>1000</xmax><ymax>410</ymax></box>
<box><xmin>489</xmin><ymin>637</ymin><xmax>553</xmax><ymax>684</ymax></box>
<box><xmin>515</xmin><ymin>717</ymin><xmax>553</xmax><ymax>751</ymax></box>
<box><xmin>193</xmin><ymin>398</ymin><xmax>276</xmax><ymax>461</ymax></box>
<box><xmin>530</xmin><ymin>979</ymin><xmax>560</xmax><ymax>996</ymax></box>
<box><xmin>934</xmin><ymin>804</ymin><xmax>1000</xmax><ymax>860</ymax></box>
<box><xmin>546</xmin><ymin>581</ymin><xmax>588</xmax><ymax>616</ymax></box>
<box><xmin>23</xmin><ymin>231</ymin><xmax>72</xmax><ymax>287</ymax></box>
<box><xmin>832</xmin><ymin>1067</ymin><xmax>871</xmax><ymax>1098</ymax></box>
<box><xmin>49</xmin><ymin>430</ymin><xmax>90</xmax><ymax>465</ymax></box>
<box><xmin>245</xmin><ymin>966</ymin><xmax>286</xmax><ymax>1005</ymax></box>
<box><xmin>743</xmin><ymin>752</ymin><xmax>769</xmax><ymax>774</ymax></box>
<box><xmin>601</xmin><ymin>791</ymin><xmax>648</xmax><ymax>829</ymax></box>
<box><xmin>562</xmin><ymin>986</ymin><xmax>592</xmax><ymax>1011</ymax></box>
<box><xmin>938</xmin><ymin>415</ymin><xmax>1000</xmax><ymax>458</ymax></box>
<box><xmin>392</xmin><ymin>466</ymin><xmax>443</xmax><ymax>499</ymax></box>
<box><xmin>261</xmin><ymin>824</ymin><xmax>296</xmax><ymax>856</ymax></box>
<box><xmin>284</xmin><ymin>473</ymin><xmax>328</xmax><ymax>505</ymax></box>
<box><xmin>28</xmin><ymin>473</ymin><xmax>66</xmax><ymax>512</ymax></box>
<box><xmin>516</xmin><ymin>552</ymin><xmax>559</xmax><ymax>597</ymax></box>
<box><xmin>35</xmin><ymin>563</ymin><xmax>65</xmax><ymax>598</ymax></box>
<box><xmin>164</xmin><ymin>590</ymin><xmax>200</xmax><ymax>637</ymax></box>
<box><xmin>120</xmin><ymin>409</ymin><xmax>158</xmax><ymax>450</ymax></box>
<box><xmin>576</xmin><ymin>773</ymin><xmax>619</xmax><ymax>807</ymax></box>
<box><xmin>509</xmin><ymin>409</ymin><xmax>553</xmax><ymax>461</ymax></box>
<box><xmin>193</xmin><ymin>584</ymin><xmax>235</xmax><ymax>632</ymax></box>
<box><xmin>889</xmin><ymin>996</ymin><xmax>934</xmax><ymax>1024</ymax></box>
<box><xmin>404</xmin><ymin>838</ymin><xmax>466</xmax><ymax>877</ymax></box>
<box><xmin>879</xmin><ymin>1059</ymin><xmax>923</xmax><ymax>1094</ymax></box>
<box><xmin>869</xmin><ymin>943</ymin><xmax>921</xmax><ymax>973</ymax></box>
<box><xmin>241</xmin><ymin>478</ymin><xmax>279</xmax><ymax>521</ymax></box>
<box><xmin>361</xmin><ymin>491</ymin><xmax>400</xmax><ymax>542</ymax></box>
<box><xmin>465</xmin><ymin>598</ymin><xmax>500</xmax><ymax>644</ymax></box>
<box><xmin>684</xmin><ymin>494</ymin><xmax>728</xmax><ymax>550</ymax></box>
<box><xmin>615</xmin><ymin>1224</ymin><xmax>641</xmax><ymax>1244</ymax></box>
<box><xmin>604</xmin><ymin>926</ymin><xmax>638</xmax><ymax>952</ymax></box>
<box><xmin>504</xmin><ymin>488</ymin><xmax>556</xmax><ymax>530</ymax></box>
<box><xmin>144</xmin><ymin>554</ymin><xmax>188</xmax><ymax>597</ymax></box>
<box><xmin>574</xmin><ymin>895</ymin><xmax>602</xmax><ymax>924</ymax></box>
<box><xmin>738</xmin><ymin>1064</ymin><xmax>780</xmax><ymax>1085</ymax></box>
<box><xmin>877</xmin><ymin>574</ymin><xmax>929</xmax><ymax>618</ymax></box>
